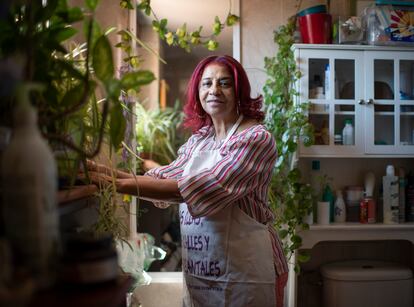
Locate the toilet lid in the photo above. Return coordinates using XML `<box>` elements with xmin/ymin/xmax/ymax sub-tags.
<box><xmin>321</xmin><ymin>260</ymin><xmax>413</xmax><ymax>281</ymax></box>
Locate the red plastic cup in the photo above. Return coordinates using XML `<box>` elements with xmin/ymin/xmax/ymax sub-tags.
<box><xmin>298</xmin><ymin>13</ymin><xmax>332</xmax><ymax>44</ymax></box>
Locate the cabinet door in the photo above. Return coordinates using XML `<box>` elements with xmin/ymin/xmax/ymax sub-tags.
<box><xmin>298</xmin><ymin>49</ymin><xmax>364</xmax><ymax>157</ymax></box>
<box><xmin>364</xmin><ymin>51</ymin><xmax>414</xmax><ymax>155</ymax></box>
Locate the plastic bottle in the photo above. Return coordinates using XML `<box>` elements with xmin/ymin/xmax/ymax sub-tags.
<box><xmin>364</xmin><ymin>171</ymin><xmax>376</xmax><ymax>224</ymax></box>
<box><xmin>406</xmin><ymin>173</ymin><xmax>414</xmax><ymax>222</ymax></box>
<box><xmin>324</xmin><ymin>64</ymin><xmax>330</xmax><ymax>99</ymax></box>
<box><xmin>1</xmin><ymin>84</ymin><xmax>59</xmax><ymax>289</ymax></box>
<box><xmin>334</xmin><ymin>190</ymin><xmax>346</xmax><ymax>223</ymax></box>
<box><xmin>307</xmin><ymin>160</ymin><xmax>321</xmax><ymax>225</ymax></box>
<box><xmin>322</xmin><ymin>184</ymin><xmax>335</xmax><ymax>222</ymax></box>
<box><xmin>382</xmin><ymin>165</ymin><xmax>399</xmax><ymax>224</ymax></box>
<box><xmin>342</xmin><ymin>119</ymin><xmax>354</xmax><ymax>145</ymax></box>
<box><xmin>398</xmin><ymin>168</ymin><xmax>406</xmax><ymax>223</ymax></box>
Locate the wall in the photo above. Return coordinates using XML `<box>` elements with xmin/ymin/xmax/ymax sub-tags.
<box><xmin>240</xmin><ymin>0</ymin><xmax>351</xmax><ymax>96</ymax></box>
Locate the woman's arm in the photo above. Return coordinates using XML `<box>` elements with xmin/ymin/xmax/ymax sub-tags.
<box><xmin>85</xmin><ymin>171</ymin><xmax>183</xmax><ymax>204</ymax></box>
<box><xmin>87</xmin><ymin>160</ymin><xmax>133</xmax><ymax>179</ymax></box>
<box><xmin>117</xmin><ymin>176</ymin><xmax>183</xmax><ymax>203</ymax></box>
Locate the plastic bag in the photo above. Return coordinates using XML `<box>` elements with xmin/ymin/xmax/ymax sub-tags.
<box><xmin>116</xmin><ymin>233</ymin><xmax>166</xmax><ymax>289</ymax></box>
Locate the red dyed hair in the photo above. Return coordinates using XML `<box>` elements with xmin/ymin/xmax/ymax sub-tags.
<box><xmin>183</xmin><ymin>55</ymin><xmax>264</xmax><ymax>133</ymax></box>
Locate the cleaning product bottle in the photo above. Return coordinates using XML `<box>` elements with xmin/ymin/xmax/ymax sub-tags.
<box><xmin>324</xmin><ymin>63</ymin><xmax>330</xmax><ymax>99</ymax></box>
<box><xmin>334</xmin><ymin>190</ymin><xmax>346</xmax><ymax>223</ymax></box>
<box><xmin>342</xmin><ymin>119</ymin><xmax>354</xmax><ymax>145</ymax></box>
<box><xmin>406</xmin><ymin>173</ymin><xmax>414</xmax><ymax>222</ymax></box>
<box><xmin>382</xmin><ymin>165</ymin><xmax>399</xmax><ymax>224</ymax></box>
<box><xmin>323</xmin><ymin>184</ymin><xmax>335</xmax><ymax>222</ymax></box>
<box><xmin>1</xmin><ymin>84</ymin><xmax>59</xmax><ymax>289</ymax></box>
<box><xmin>306</xmin><ymin>160</ymin><xmax>321</xmax><ymax>225</ymax></box>
<box><xmin>398</xmin><ymin>168</ymin><xmax>406</xmax><ymax>223</ymax></box>
<box><xmin>363</xmin><ymin>171</ymin><xmax>376</xmax><ymax>224</ymax></box>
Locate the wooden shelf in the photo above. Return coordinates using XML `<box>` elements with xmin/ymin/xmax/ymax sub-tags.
<box><xmin>298</xmin><ymin>222</ymin><xmax>414</xmax><ymax>249</ymax></box>
<box><xmin>58</xmin><ymin>185</ymin><xmax>98</xmax><ymax>217</ymax></box>
<box><xmin>58</xmin><ymin>185</ymin><xmax>98</xmax><ymax>204</ymax></box>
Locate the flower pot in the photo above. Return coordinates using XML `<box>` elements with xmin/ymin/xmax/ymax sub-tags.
<box><xmin>299</xmin><ymin>13</ymin><xmax>332</xmax><ymax>44</ymax></box>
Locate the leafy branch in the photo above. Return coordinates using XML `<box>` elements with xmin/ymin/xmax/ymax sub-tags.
<box><xmin>120</xmin><ymin>0</ymin><xmax>239</xmax><ymax>52</ymax></box>
<box><xmin>263</xmin><ymin>15</ymin><xmax>314</xmax><ymax>272</ymax></box>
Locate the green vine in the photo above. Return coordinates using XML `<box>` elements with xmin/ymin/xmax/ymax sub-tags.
<box><xmin>263</xmin><ymin>15</ymin><xmax>314</xmax><ymax>272</ymax></box>
<box><xmin>120</xmin><ymin>0</ymin><xmax>239</xmax><ymax>52</ymax></box>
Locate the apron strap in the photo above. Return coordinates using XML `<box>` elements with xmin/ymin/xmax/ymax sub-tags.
<box><xmin>222</xmin><ymin>114</ymin><xmax>244</xmax><ymax>146</ymax></box>
<box><xmin>193</xmin><ymin>114</ymin><xmax>244</xmax><ymax>154</ymax></box>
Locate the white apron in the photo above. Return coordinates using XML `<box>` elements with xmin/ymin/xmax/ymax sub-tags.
<box><xmin>180</xmin><ymin>115</ymin><xmax>276</xmax><ymax>307</ymax></box>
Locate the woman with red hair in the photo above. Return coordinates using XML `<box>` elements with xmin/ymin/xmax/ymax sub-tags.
<box><xmin>86</xmin><ymin>55</ymin><xmax>288</xmax><ymax>307</ymax></box>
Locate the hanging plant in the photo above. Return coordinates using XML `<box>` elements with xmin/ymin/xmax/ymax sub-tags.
<box><xmin>121</xmin><ymin>0</ymin><xmax>240</xmax><ymax>52</ymax></box>
<box><xmin>263</xmin><ymin>15</ymin><xmax>315</xmax><ymax>272</ymax></box>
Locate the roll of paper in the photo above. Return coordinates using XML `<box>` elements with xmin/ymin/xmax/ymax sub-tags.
<box><xmin>317</xmin><ymin>201</ymin><xmax>330</xmax><ymax>225</ymax></box>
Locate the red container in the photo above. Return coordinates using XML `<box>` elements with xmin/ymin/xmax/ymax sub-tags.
<box><xmin>360</xmin><ymin>198</ymin><xmax>376</xmax><ymax>224</ymax></box>
<box><xmin>298</xmin><ymin>13</ymin><xmax>332</xmax><ymax>44</ymax></box>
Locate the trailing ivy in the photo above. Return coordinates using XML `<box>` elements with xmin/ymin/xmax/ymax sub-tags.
<box><xmin>120</xmin><ymin>0</ymin><xmax>239</xmax><ymax>52</ymax></box>
<box><xmin>263</xmin><ymin>16</ymin><xmax>314</xmax><ymax>271</ymax></box>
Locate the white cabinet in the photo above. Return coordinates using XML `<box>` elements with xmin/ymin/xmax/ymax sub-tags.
<box><xmin>294</xmin><ymin>44</ymin><xmax>414</xmax><ymax>157</ymax></box>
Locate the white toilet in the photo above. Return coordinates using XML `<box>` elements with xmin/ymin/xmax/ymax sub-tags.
<box><xmin>321</xmin><ymin>260</ymin><xmax>413</xmax><ymax>307</ymax></box>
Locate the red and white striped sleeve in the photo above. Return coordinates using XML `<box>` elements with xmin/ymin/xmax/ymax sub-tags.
<box><xmin>177</xmin><ymin>128</ymin><xmax>277</xmax><ymax>218</ymax></box>
<box><xmin>144</xmin><ymin>131</ymin><xmax>203</xmax><ymax>208</ymax></box>
<box><xmin>145</xmin><ymin>132</ymin><xmax>203</xmax><ymax>180</ymax></box>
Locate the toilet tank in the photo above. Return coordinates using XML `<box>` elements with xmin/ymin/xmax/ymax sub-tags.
<box><xmin>321</xmin><ymin>260</ymin><xmax>413</xmax><ymax>307</ymax></box>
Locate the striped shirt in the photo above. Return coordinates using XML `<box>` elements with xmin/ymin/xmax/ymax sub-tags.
<box><xmin>145</xmin><ymin>124</ymin><xmax>288</xmax><ymax>277</ymax></box>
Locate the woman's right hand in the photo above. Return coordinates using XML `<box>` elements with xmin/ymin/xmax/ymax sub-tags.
<box><xmin>78</xmin><ymin>170</ymin><xmax>115</xmax><ymax>190</ymax></box>
<box><xmin>86</xmin><ymin>159</ymin><xmax>110</xmax><ymax>174</ymax></box>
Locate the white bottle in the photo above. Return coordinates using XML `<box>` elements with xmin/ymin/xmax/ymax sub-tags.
<box><xmin>382</xmin><ymin>165</ymin><xmax>399</xmax><ymax>224</ymax></box>
<box><xmin>1</xmin><ymin>85</ymin><xmax>59</xmax><ymax>288</ymax></box>
<box><xmin>342</xmin><ymin>119</ymin><xmax>354</xmax><ymax>145</ymax></box>
<box><xmin>324</xmin><ymin>64</ymin><xmax>330</xmax><ymax>99</ymax></box>
<box><xmin>334</xmin><ymin>190</ymin><xmax>346</xmax><ymax>223</ymax></box>
<box><xmin>398</xmin><ymin>168</ymin><xmax>406</xmax><ymax>223</ymax></box>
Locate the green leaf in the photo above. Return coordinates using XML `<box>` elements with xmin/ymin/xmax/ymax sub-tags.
<box><xmin>120</xmin><ymin>0</ymin><xmax>134</xmax><ymax>9</ymax></box>
<box><xmin>291</xmin><ymin>234</ymin><xmax>302</xmax><ymax>245</ymax></box>
<box><xmin>92</xmin><ymin>35</ymin><xmax>114</xmax><ymax>82</ymax></box>
<box><xmin>54</xmin><ymin>26</ymin><xmax>78</xmax><ymax>42</ymax></box>
<box><xmin>60</xmin><ymin>83</ymin><xmax>85</xmax><ymax>107</ymax></box>
<box><xmin>165</xmin><ymin>32</ymin><xmax>174</xmax><ymax>45</ymax></box>
<box><xmin>160</xmin><ymin>18</ymin><xmax>168</xmax><ymax>28</ymax></box>
<box><xmin>106</xmin><ymin>78</ymin><xmax>121</xmax><ymax>101</ymax></box>
<box><xmin>206</xmin><ymin>40</ymin><xmax>218</xmax><ymax>51</ymax></box>
<box><xmin>66</xmin><ymin>7</ymin><xmax>84</xmax><ymax>23</ymax></box>
<box><xmin>110</xmin><ymin>103</ymin><xmax>126</xmax><ymax>149</ymax></box>
<box><xmin>86</xmin><ymin>0</ymin><xmax>99</xmax><ymax>10</ymax></box>
<box><xmin>279</xmin><ymin>229</ymin><xmax>288</xmax><ymax>239</ymax></box>
<box><xmin>212</xmin><ymin>16</ymin><xmax>222</xmax><ymax>35</ymax></box>
<box><xmin>297</xmin><ymin>251</ymin><xmax>310</xmax><ymax>263</ymax></box>
<box><xmin>225</xmin><ymin>13</ymin><xmax>240</xmax><ymax>26</ymax></box>
<box><xmin>84</xmin><ymin>19</ymin><xmax>102</xmax><ymax>49</ymax></box>
<box><xmin>120</xmin><ymin>70</ymin><xmax>155</xmax><ymax>89</ymax></box>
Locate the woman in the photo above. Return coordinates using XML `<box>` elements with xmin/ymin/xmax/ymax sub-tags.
<box><xmin>86</xmin><ymin>55</ymin><xmax>288</xmax><ymax>307</ymax></box>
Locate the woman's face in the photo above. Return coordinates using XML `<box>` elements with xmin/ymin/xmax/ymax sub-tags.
<box><xmin>198</xmin><ymin>63</ymin><xmax>237</xmax><ymax>122</ymax></box>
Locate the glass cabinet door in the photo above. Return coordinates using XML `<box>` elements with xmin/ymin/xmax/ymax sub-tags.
<box><xmin>299</xmin><ymin>49</ymin><xmax>364</xmax><ymax>156</ymax></box>
<box><xmin>365</xmin><ymin>52</ymin><xmax>414</xmax><ymax>154</ymax></box>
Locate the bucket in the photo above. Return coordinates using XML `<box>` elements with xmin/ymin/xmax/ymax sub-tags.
<box><xmin>298</xmin><ymin>13</ymin><xmax>332</xmax><ymax>44</ymax></box>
